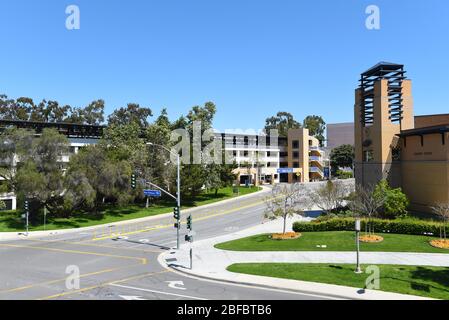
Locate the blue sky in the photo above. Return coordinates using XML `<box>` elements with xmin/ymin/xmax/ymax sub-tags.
<box><xmin>1</xmin><ymin>0</ymin><xmax>448</xmax><ymax>130</ymax></box>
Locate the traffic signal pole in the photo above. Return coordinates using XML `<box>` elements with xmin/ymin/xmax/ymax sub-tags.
<box><xmin>176</xmin><ymin>153</ymin><xmax>181</xmax><ymax>250</ymax></box>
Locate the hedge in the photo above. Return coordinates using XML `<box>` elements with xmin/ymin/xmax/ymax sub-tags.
<box><xmin>293</xmin><ymin>217</ymin><xmax>444</xmax><ymax>237</ymax></box>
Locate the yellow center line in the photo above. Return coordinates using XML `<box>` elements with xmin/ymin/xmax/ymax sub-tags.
<box><xmin>0</xmin><ymin>263</ymin><xmax>142</xmax><ymax>294</ymax></box>
<box><xmin>38</xmin><ymin>269</ymin><xmax>171</xmax><ymax>300</ymax></box>
<box><xmin>24</xmin><ymin>238</ymin><xmax>162</xmax><ymax>254</ymax></box>
<box><xmin>91</xmin><ymin>196</ymin><xmax>268</xmax><ymax>241</ymax></box>
<box><xmin>0</xmin><ymin>243</ymin><xmax>147</xmax><ymax>264</ymax></box>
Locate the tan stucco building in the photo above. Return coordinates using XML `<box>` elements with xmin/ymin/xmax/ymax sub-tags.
<box><xmin>354</xmin><ymin>62</ymin><xmax>449</xmax><ymax>212</ymax></box>
<box><xmin>217</xmin><ymin>128</ymin><xmax>325</xmax><ymax>186</ymax></box>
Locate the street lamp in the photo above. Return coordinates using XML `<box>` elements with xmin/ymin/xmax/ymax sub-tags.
<box><xmin>355</xmin><ymin>218</ymin><xmax>362</xmax><ymax>274</ymax></box>
<box><xmin>146</xmin><ymin>142</ymin><xmax>181</xmax><ymax>250</ymax></box>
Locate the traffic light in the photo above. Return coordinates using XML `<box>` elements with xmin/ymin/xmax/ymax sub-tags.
<box><xmin>24</xmin><ymin>200</ymin><xmax>29</xmax><ymax>213</ymax></box>
<box><xmin>187</xmin><ymin>215</ymin><xmax>192</xmax><ymax>231</ymax></box>
<box><xmin>185</xmin><ymin>234</ymin><xmax>193</xmax><ymax>242</ymax></box>
<box><xmin>174</xmin><ymin>222</ymin><xmax>180</xmax><ymax>229</ymax></box>
<box><xmin>173</xmin><ymin>206</ymin><xmax>180</xmax><ymax>220</ymax></box>
<box><xmin>131</xmin><ymin>173</ymin><xmax>136</xmax><ymax>189</ymax></box>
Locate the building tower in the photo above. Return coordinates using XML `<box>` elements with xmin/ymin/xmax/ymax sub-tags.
<box><xmin>354</xmin><ymin>62</ymin><xmax>414</xmax><ymax>188</ymax></box>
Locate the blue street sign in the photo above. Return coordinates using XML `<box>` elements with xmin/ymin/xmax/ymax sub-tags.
<box><xmin>277</xmin><ymin>168</ymin><xmax>294</xmax><ymax>174</ymax></box>
<box><xmin>324</xmin><ymin>167</ymin><xmax>330</xmax><ymax>178</ymax></box>
<box><xmin>144</xmin><ymin>190</ymin><xmax>162</xmax><ymax>197</ymax></box>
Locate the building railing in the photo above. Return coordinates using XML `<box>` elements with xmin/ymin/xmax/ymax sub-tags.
<box><xmin>310</xmin><ymin>166</ymin><xmax>324</xmax><ymax>175</ymax></box>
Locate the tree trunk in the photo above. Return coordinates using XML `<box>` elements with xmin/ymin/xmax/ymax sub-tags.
<box><xmin>283</xmin><ymin>215</ymin><xmax>287</xmax><ymax>234</ymax></box>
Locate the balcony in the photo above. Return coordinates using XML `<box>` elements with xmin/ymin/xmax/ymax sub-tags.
<box><xmin>310</xmin><ymin>166</ymin><xmax>324</xmax><ymax>177</ymax></box>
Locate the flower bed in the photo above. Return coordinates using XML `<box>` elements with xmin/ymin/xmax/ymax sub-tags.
<box><xmin>429</xmin><ymin>239</ymin><xmax>449</xmax><ymax>249</ymax></box>
<box><xmin>271</xmin><ymin>232</ymin><xmax>302</xmax><ymax>240</ymax></box>
<box><xmin>359</xmin><ymin>234</ymin><xmax>384</xmax><ymax>243</ymax></box>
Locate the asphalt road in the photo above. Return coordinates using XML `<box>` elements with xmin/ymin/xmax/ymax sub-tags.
<box><xmin>0</xmin><ymin>185</ymin><xmax>339</xmax><ymax>300</ymax></box>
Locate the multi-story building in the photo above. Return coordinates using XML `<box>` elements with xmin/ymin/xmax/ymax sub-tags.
<box><xmin>217</xmin><ymin>128</ymin><xmax>326</xmax><ymax>185</ymax></box>
<box><xmin>0</xmin><ymin>120</ymin><xmax>103</xmax><ymax>210</ymax></box>
<box><xmin>354</xmin><ymin>62</ymin><xmax>449</xmax><ymax>213</ymax></box>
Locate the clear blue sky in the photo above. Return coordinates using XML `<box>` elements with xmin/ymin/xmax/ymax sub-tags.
<box><xmin>1</xmin><ymin>0</ymin><xmax>448</xmax><ymax>130</ymax></box>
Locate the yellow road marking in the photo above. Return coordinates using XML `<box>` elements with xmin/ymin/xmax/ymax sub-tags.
<box><xmin>0</xmin><ymin>263</ymin><xmax>140</xmax><ymax>294</ymax></box>
<box><xmin>0</xmin><ymin>243</ymin><xmax>147</xmax><ymax>264</ymax></box>
<box><xmin>26</xmin><ymin>238</ymin><xmax>162</xmax><ymax>254</ymax></box>
<box><xmin>91</xmin><ymin>196</ymin><xmax>268</xmax><ymax>241</ymax></box>
<box><xmin>38</xmin><ymin>270</ymin><xmax>171</xmax><ymax>300</ymax></box>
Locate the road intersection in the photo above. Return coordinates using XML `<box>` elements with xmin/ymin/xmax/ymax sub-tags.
<box><xmin>0</xmin><ymin>185</ymin><xmax>335</xmax><ymax>300</ymax></box>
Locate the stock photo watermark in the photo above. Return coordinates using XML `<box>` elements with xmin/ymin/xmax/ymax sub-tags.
<box><xmin>65</xmin><ymin>265</ymin><xmax>80</xmax><ymax>290</ymax></box>
<box><xmin>66</xmin><ymin>5</ymin><xmax>80</xmax><ymax>30</ymax></box>
<box><xmin>366</xmin><ymin>5</ymin><xmax>380</xmax><ymax>30</ymax></box>
<box><xmin>365</xmin><ymin>265</ymin><xmax>381</xmax><ymax>290</ymax></box>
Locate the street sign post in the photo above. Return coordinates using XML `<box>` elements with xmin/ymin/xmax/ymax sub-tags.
<box><xmin>143</xmin><ymin>190</ymin><xmax>162</xmax><ymax>197</ymax></box>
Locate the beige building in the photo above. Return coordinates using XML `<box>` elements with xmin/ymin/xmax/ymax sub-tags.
<box><xmin>218</xmin><ymin>128</ymin><xmax>325</xmax><ymax>185</ymax></box>
<box><xmin>354</xmin><ymin>62</ymin><xmax>449</xmax><ymax>212</ymax></box>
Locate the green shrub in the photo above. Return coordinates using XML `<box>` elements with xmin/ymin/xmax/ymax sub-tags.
<box><xmin>374</xmin><ymin>180</ymin><xmax>409</xmax><ymax>218</ymax></box>
<box><xmin>293</xmin><ymin>217</ymin><xmax>442</xmax><ymax>236</ymax></box>
<box><xmin>336</xmin><ymin>170</ymin><xmax>353</xmax><ymax>179</ymax></box>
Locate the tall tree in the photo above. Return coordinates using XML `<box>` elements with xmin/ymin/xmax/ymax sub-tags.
<box><xmin>330</xmin><ymin>144</ymin><xmax>355</xmax><ymax>172</ymax></box>
<box><xmin>108</xmin><ymin>103</ymin><xmax>152</xmax><ymax>128</ymax></box>
<box><xmin>83</xmin><ymin>99</ymin><xmax>105</xmax><ymax>125</ymax></box>
<box><xmin>264</xmin><ymin>112</ymin><xmax>301</xmax><ymax>137</ymax></box>
<box><xmin>303</xmin><ymin>115</ymin><xmax>326</xmax><ymax>146</ymax></box>
<box><xmin>15</xmin><ymin>129</ymin><xmax>70</xmax><ymax>216</ymax></box>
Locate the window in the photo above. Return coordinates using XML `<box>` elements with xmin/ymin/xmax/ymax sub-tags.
<box><xmin>280</xmin><ymin>162</ymin><xmax>288</xmax><ymax>167</ymax></box>
<box><xmin>267</xmin><ymin>151</ymin><xmax>271</xmax><ymax>157</ymax></box>
<box><xmin>280</xmin><ymin>152</ymin><xmax>288</xmax><ymax>157</ymax></box>
<box><xmin>309</xmin><ymin>140</ymin><xmax>313</xmax><ymax>146</ymax></box>
<box><xmin>233</xmin><ymin>151</ymin><xmax>237</xmax><ymax>157</ymax></box>
<box><xmin>267</xmin><ymin>162</ymin><xmax>271</xmax><ymax>167</ymax></box>
<box><xmin>292</xmin><ymin>140</ymin><xmax>299</xmax><ymax>149</ymax></box>
<box><xmin>293</xmin><ymin>162</ymin><xmax>300</xmax><ymax>168</ymax></box>
<box><xmin>244</xmin><ymin>151</ymin><xmax>248</xmax><ymax>157</ymax></box>
<box><xmin>233</xmin><ymin>136</ymin><xmax>236</xmax><ymax>145</ymax></box>
<box><xmin>293</xmin><ymin>151</ymin><xmax>299</xmax><ymax>159</ymax></box>
<box><xmin>244</xmin><ymin>136</ymin><xmax>249</xmax><ymax>146</ymax></box>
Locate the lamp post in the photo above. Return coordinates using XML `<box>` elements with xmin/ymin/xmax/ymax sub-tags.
<box><xmin>147</xmin><ymin>143</ymin><xmax>181</xmax><ymax>250</ymax></box>
<box><xmin>355</xmin><ymin>218</ymin><xmax>362</xmax><ymax>274</ymax></box>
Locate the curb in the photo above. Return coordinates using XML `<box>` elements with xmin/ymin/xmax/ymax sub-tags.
<box><xmin>157</xmin><ymin>250</ymin><xmax>348</xmax><ymax>300</ymax></box>
<box><xmin>0</xmin><ymin>186</ymin><xmax>269</xmax><ymax>242</ymax></box>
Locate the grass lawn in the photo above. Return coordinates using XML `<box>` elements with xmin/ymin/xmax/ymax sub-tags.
<box><xmin>0</xmin><ymin>186</ymin><xmax>261</xmax><ymax>232</ymax></box>
<box><xmin>215</xmin><ymin>231</ymin><xmax>449</xmax><ymax>254</ymax></box>
<box><xmin>227</xmin><ymin>263</ymin><xmax>449</xmax><ymax>300</ymax></box>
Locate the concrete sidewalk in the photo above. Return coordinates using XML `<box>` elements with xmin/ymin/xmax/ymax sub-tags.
<box><xmin>159</xmin><ymin>216</ymin><xmax>447</xmax><ymax>300</ymax></box>
<box><xmin>0</xmin><ymin>187</ymin><xmax>270</xmax><ymax>242</ymax></box>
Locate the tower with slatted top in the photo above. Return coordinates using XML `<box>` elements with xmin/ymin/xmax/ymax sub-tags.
<box><xmin>354</xmin><ymin>62</ymin><xmax>414</xmax><ymax>188</ymax></box>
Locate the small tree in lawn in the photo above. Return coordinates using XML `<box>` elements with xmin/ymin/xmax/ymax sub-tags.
<box><xmin>264</xmin><ymin>183</ymin><xmax>310</xmax><ymax>234</ymax></box>
<box><xmin>311</xmin><ymin>180</ymin><xmax>350</xmax><ymax>215</ymax></box>
<box><xmin>431</xmin><ymin>202</ymin><xmax>449</xmax><ymax>241</ymax></box>
<box><xmin>349</xmin><ymin>184</ymin><xmax>385</xmax><ymax>235</ymax></box>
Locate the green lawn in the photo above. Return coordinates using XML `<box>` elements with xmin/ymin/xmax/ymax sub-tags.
<box><xmin>227</xmin><ymin>263</ymin><xmax>449</xmax><ymax>300</ymax></box>
<box><xmin>215</xmin><ymin>231</ymin><xmax>449</xmax><ymax>253</ymax></box>
<box><xmin>0</xmin><ymin>186</ymin><xmax>261</xmax><ymax>232</ymax></box>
